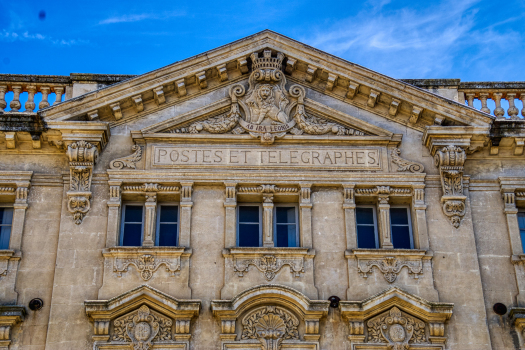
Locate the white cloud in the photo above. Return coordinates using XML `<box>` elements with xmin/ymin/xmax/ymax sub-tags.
<box><xmin>0</xmin><ymin>30</ymin><xmax>88</xmax><ymax>46</ymax></box>
<box><xmin>98</xmin><ymin>11</ymin><xmax>185</xmax><ymax>25</ymax></box>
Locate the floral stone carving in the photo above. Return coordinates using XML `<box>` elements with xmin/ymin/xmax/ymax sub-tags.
<box><xmin>367</xmin><ymin>307</ymin><xmax>427</xmax><ymax>349</ymax></box>
<box><xmin>113</xmin><ymin>305</ymin><xmax>172</xmax><ymax>350</ymax></box>
<box><xmin>114</xmin><ymin>254</ymin><xmax>181</xmax><ymax>281</ymax></box>
<box><xmin>357</xmin><ymin>256</ymin><xmax>423</xmax><ymax>283</ymax></box>
<box><xmin>109</xmin><ymin>145</ymin><xmax>143</xmax><ymax>170</ymax></box>
<box><xmin>391</xmin><ymin>148</ymin><xmax>424</xmax><ymax>173</ymax></box>
<box><xmin>234</xmin><ymin>255</ymin><xmax>304</xmax><ymax>281</ymax></box>
<box><xmin>242</xmin><ymin>306</ymin><xmax>299</xmax><ymax>350</ymax></box>
<box><xmin>168</xmin><ymin>50</ymin><xmax>365</xmax><ymax>143</ymax></box>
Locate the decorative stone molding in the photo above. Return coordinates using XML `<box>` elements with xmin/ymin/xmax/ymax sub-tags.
<box><xmin>109</xmin><ymin>145</ymin><xmax>143</xmax><ymax>170</ymax></box>
<box><xmin>434</xmin><ymin>145</ymin><xmax>467</xmax><ymax>228</ymax></box>
<box><xmin>216</xmin><ymin>64</ymin><xmax>228</xmax><ymax>82</ymax></box>
<box><xmin>87</xmin><ymin>110</ymin><xmax>99</xmax><ymax>120</ymax></box>
<box><xmin>103</xmin><ymin>247</ymin><xmax>188</xmax><ymax>281</ymax></box>
<box><xmin>153</xmin><ymin>86</ymin><xmax>165</xmax><ymax>105</ymax></box>
<box><xmin>510</xmin><ymin>307</ymin><xmax>525</xmax><ymax>349</ymax></box>
<box><xmin>325</xmin><ymin>73</ymin><xmax>338</xmax><ymax>91</ymax></box>
<box><xmin>132</xmin><ymin>94</ymin><xmax>144</xmax><ymax>112</ymax></box>
<box><xmin>409</xmin><ymin>106</ymin><xmax>423</xmax><ymax>124</ymax></box>
<box><xmin>354</xmin><ymin>186</ymin><xmax>412</xmax><ymax>196</ymax></box>
<box><xmin>175</xmin><ymin>79</ymin><xmax>186</xmax><ymax>97</ymax></box>
<box><xmin>305</xmin><ymin>65</ymin><xmax>317</xmax><ymax>83</ymax></box>
<box><xmin>389</xmin><ymin>98</ymin><xmax>401</xmax><ymax>116</ymax></box>
<box><xmin>211</xmin><ymin>285</ymin><xmax>329</xmax><ymax>349</ymax></box>
<box><xmin>391</xmin><ymin>148</ymin><xmax>424</xmax><ymax>173</ymax></box>
<box><xmin>367</xmin><ymin>89</ymin><xmax>380</xmax><ymax>108</ymax></box>
<box><xmin>237</xmin><ymin>185</ymin><xmax>298</xmax><ymax>194</ymax></box>
<box><xmin>66</xmin><ymin>140</ymin><xmax>99</xmax><ymax>224</ymax></box>
<box><xmin>109</xmin><ymin>102</ymin><xmax>122</xmax><ymax>120</ymax></box>
<box><xmin>348</xmin><ymin>249</ymin><xmax>431</xmax><ymax>283</ymax></box>
<box><xmin>85</xmin><ymin>285</ymin><xmax>200</xmax><ymax>349</ymax></box>
<box><xmin>340</xmin><ymin>287</ymin><xmax>453</xmax><ymax>348</ymax></box>
<box><xmin>347</xmin><ymin>81</ymin><xmax>360</xmax><ymax>99</ymax></box>
<box><xmin>0</xmin><ymin>306</ymin><xmax>25</xmax><ymax>350</ymax></box>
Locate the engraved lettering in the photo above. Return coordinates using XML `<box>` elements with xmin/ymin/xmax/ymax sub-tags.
<box><xmin>356</xmin><ymin>151</ymin><xmax>365</xmax><ymax>164</ymax></box>
<box><xmin>345</xmin><ymin>151</ymin><xmax>354</xmax><ymax>164</ymax></box>
<box><xmin>301</xmin><ymin>151</ymin><xmax>310</xmax><ymax>164</ymax></box>
<box><xmin>214</xmin><ymin>150</ymin><xmax>223</xmax><ymax>162</ymax></box>
<box><xmin>312</xmin><ymin>151</ymin><xmax>321</xmax><ymax>164</ymax></box>
<box><xmin>323</xmin><ymin>152</ymin><xmax>334</xmax><ymax>164</ymax></box>
<box><xmin>334</xmin><ymin>151</ymin><xmax>342</xmax><ymax>164</ymax></box>
<box><xmin>240</xmin><ymin>150</ymin><xmax>250</xmax><ymax>164</ymax></box>
<box><xmin>169</xmin><ymin>150</ymin><xmax>179</xmax><ymax>162</ymax></box>
<box><xmin>203</xmin><ymin>150</ymin><xmax>212</xmax><ymax>163</ymax></box>
<box><xmin>268</xmin><ymin>151</ymin><xmax>277</xmax><ymax>163</ymax></box>
<box><xmin>181</xmin><ymin>150</ymin><xmax>190</xmax><ymax>162</ymax></box>
<box><xmin>290</xmin><ymin>151</ymin><xmax>299</xmax><ymax>164</ymax></box>
<box><xmin>230</xmin><ymin>151</ymin><xmax>239</xmax><ymax>163</ymax></box>
<box><xmin>157</xmin><ymin>149</ymin><xmax>167</xmax><ymax>163</ymax></box>
<box><xmin>368</xmin><ymin>151</ymin><xmax>377</xmax><ymax>165</ymax></box>
<box><xmin>279</xmin><ymin>151</ymin><xmax>287</xmax><ymax>164</ymax></box>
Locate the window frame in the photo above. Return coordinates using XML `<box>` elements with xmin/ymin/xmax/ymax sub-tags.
<box><xmin>518</xmin><ymin>210</ymin><xmax>525</xmax><ymax>253</ymax></box>
<box><xmin>237</xmin><ymin>203</ymin><xmax>263</xmax><ymax>247</ymax></box>
<box><xmin>120</xmin><ymin>202</ymin><xmax>146</xmax><ymax>246</ymax></box>
<box><xmin>155</xmin><ymin>202</ymin><xmax>180</xmax><ymax>247</ymax></box>
<box><xmin>355</xmin><ymin>205</ymin><xmax>380</xmax><ymax>249</ymax></box>
<box><xmin>389</xmin><ymin>205</ymin><xmax>414</xmax><ymax>249</ymax></box>
<box><xmin>273</xmin><ymin>203</ymin><xmax>300</xmax><ymax>248</ymax></box>
<box><xmin>0</xmin><ymin>204</ymin><xmax>13</xmax><ymax>250</ymax></box>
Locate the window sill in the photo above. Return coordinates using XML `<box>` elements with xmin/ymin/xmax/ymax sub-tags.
<box><xmin>512</xmin><ymin>254</ymin><xmax>525</xmax><ymax>265</ymax></box>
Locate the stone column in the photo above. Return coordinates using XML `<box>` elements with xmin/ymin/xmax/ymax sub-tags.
<box><xmin>224</xmin><ymin>182</ymin><xmax>237</xmax><ymax>248</ymax></box>
<box><xmin>342</xmin><ymin>184</ymin><xmax>357</xmax><ymax>250</ymax></box>
<box><xmin>412</xmin><ymin>185</ymin><xmax>429</xmax><ymax>250</ymax></box>
<box><xmin>106</xmin><ymin>181</ymin><xmax>122</xmax><ymax>247</ymax></box>
<box><xmin>377</xmin><ymin>187</ymin><xmax>393</xmax><ymax>248</ymax></box>
<box><xmin>143</xmin><ymin>192</ymin><xmax>157</xmax><ymax>247</ymax></box>
<box><xmin>262</xmin><ymin>193</ymin><xmax>274</xmax><ymax>247</ymax></box>
<box><xmin>179</xmin><ymin>182</ymin><xmax>193</xmax><ymax>247</ymax></box>
<box><xmin>299</xmin><ymin>183</ymin><xmax>313</xmax><ymax>248</ymax></box>
<box><xmin>9</xmin><ymin>185</ymin><xmax>30</xmax><ymax>251</ymax></box>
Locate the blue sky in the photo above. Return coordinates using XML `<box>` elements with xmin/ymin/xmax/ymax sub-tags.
<box><xmin>1</xmin><ymin>0</ymin><xmax>524</xmax><ymax>81</ymax></box>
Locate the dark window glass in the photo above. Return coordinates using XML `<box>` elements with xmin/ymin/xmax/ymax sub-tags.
<box><xmin>122</xmin><ymin>205</ymin><xmax>143</xmax><ymax>246</ymax></box>
<box><xmin>390</xmin><ymin>208</ymin><xmax>412</xmax><ymax>249</ymax></box>
<box><xmin>158</xmin><ymin>206</ymin><xmax>178</xmax><ymax>246</ymax></box>
<box><xmin>356</xmin><ymin>207</ymin><xmax>377</xmax><ymax>249</ymax></box>
<box><xmin>518</xmin><ymin>213</ymin><xmax>525</xmax><ymax>252</ymax></box>
<box><xmin>238</xmin><ymin>206</ymin><xmax>261</xmax><ymax>247</ymax></box>
<box><xmin>0</xmin><ymin>208</ymin><xmax>13</xmax><ymax>250</ymax></box>
<box><xmin>275</xmin><ymin>206</ymin><xmax>297</xmax><ymax>247</ymax></box>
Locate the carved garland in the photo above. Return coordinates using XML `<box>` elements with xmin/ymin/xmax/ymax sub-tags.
<box><xmin>241</xmin><ymin>306</ymin><xmax>299</xmax><ymax>350</ymax></box>
<box><xmin>66</xmin><ymin>141</ymin><xmax>98</xmax><ymax>224</ymax></box>
<box><xmin>434</xmin><ymin>146</ymin><xmax>467</xmax><ymax>228</ymax></box>
<box><xmin>234</xmin><ymin>255</ymin><xmax>305</xmax><ymax>281</ymax></box>
<box><xmin>113</xmin><ymin>254</ymin><xmax>181</xmax><ymax>281</ymax></box>
<box><xmin>357</xmin><ymin>256</ymin><xmax>423</xmax><ymax>283</ymax></box>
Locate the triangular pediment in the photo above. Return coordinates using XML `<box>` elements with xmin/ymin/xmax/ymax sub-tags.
<box><xmin>38</xmin><ymin>30</ymin><xmax>493</xmax><ymax>134</ymax></box>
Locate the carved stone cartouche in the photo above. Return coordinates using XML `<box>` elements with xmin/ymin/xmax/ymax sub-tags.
<box><xmin>367</xmin><ymin>307</ymin><xmax>427</xmax><ymax>349</ymax></box>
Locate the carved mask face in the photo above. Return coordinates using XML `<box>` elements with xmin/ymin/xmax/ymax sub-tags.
<box><xmin>134</xmin><ymin>322</ymin><xmax>151</xmax><ymax>341</ymax></box>
<box><xmin>259</xmin><ymin>86</ymin><xmax>271</xmax><ymax>100</ymax></box>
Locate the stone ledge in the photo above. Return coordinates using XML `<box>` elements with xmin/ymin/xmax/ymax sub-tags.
<box><xmin>401</xmin><ymin>79</ymin><xmax>460</xmax><ymax>88</ymax></box>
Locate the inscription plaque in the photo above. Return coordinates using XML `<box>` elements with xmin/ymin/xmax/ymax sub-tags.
<box><xmin>153</xmin><ymin>146</ymin><xmax>381</xmax><ymax>170</ymax></box>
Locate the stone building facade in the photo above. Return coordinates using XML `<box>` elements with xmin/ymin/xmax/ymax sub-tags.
<box><xmin>0</xmin><ymin>30</ymin><xmax>524</xmax><ymax>350</ymax></box>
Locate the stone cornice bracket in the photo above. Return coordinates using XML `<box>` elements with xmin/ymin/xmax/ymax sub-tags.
<box><xmin>367</xmin><ymin>89</ymin><xmax>380</xmax><ymax>108</ymax></box>
<box><xmin>237</xmin><ymin>56</ymin><xmax>249</xmax><ymax>74</ymax></box>
<box><xmin>132</xmin><ymin>94</ymin><xmax>144</xmax><ymax>112</ymax></box>
<box><xmin>175</xmin><ymin>79</ymin><xmax>186</xmax><ymax>97</ymax></box>
<box><xmin>109</xmin><ymin>102</ymin><xmax>122</xmax><ymax>120</ymax></box>
<box><xmin>0</xmin><ymin>306</ymin><xmax>25</xmax><ymax>349</ymax></box>
<box><xmin>346</xmin><ymin>81</ymin><xmax>360</xmax><ymax>99</ymax></box>
<box><xmin>434</xmin><ymin>145</ymin><xmax>467</xmax><ymax>228</ymax></box>
<box><xmin>391</xmin><ymin>147</ymin><xmax>424</xmax><ymax>173</ymax></box>
<box><xmin>108</xmin><ymin>145</ymin><xmax>143</xmax><ymax>170</ymax></box>
<box><xmin>66</xmin><ymin>141</ymin><xmax>99</xmax><ymax>225</ymax></box>
<box><xmin>285</xmin><ymin>56</ymin><xmax>297</xmax><ymax>74</ymax></box>
<box><xmin>153</xmin><ymin>86</ymin><xmax>165</xmax><ymax>105</ymax></box>
<box><xmin>389</xmin><ymin>98</ymin><xmax>401</xmax><ymax>117</ymax></box>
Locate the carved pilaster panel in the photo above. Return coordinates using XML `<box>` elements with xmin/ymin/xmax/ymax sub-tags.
<box><xmin>434</xmin><ymin>146</ymin><xmax>467</xmax><ymax>228</ymax></box>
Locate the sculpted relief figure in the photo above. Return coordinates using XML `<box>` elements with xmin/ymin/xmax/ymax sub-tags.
<box><xmin>171</xmin><ymin>49</ymin><xmax>365</xmax><ymax>143</ymax></box>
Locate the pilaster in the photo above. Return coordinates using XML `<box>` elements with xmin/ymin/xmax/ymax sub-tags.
<box><xmin>342</xmin><ymin>183</ymin><xmax>357</xmax><ymax>250</ymax></box>
<box><xmin>299</xmin><ymin>183</ymin><xmax>313</xmax><ymax>248</ymax></box>
<box><xmin>179</xmin><ymin>182</ymin><xmax>193</xmax><ymax>247</ymax></box>
<box><xmin>224</xmin><ymin>182</ymin><xmax>237</xmax><ymax>248</ymax></box>
<box><xmin>377</xmin><ymin>187</ymin><xmax>393</xmax><ymax>249</ymax></box>
<box><xmin>106</xmin><ymin>181</ymin><xmax>122</xmax><ymax>248</ymax></box>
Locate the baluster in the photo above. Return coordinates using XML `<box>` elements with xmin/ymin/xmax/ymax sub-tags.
<box><xmin>10</xmin><ymin>86</ymin><xmax>22</xmax><ymax>112</ymax></box>
<box><xmin>492</xmin><ymin>92</ymin><xmax>505</xmax><ymax>119</ymax></box>
<box><xmin>479</xmin><ymin>93</ymin><xmax>491</xmax><ymax>114</ymax></box>
<box><xmin>25</xmin><ymin>86</ymin><xmax>36</xmax><ymax>112</ymax></box>
<box><xmin>39</xmin><ymin>87</ymin><xmax>50</xmax><ymax>109</ymax></box>
<box><xmin>516</xmin><ymin>92</ymin><xmax>525</xmax><ymax>117</ymax></box>
<box><xmin>465</xmin><ymin>93</ymin><xmax>475</xmax><ymax>107</ymax></box>
<box><xmin>507</xmin><ymin>93</ymin><xmax>519</xmax><ymax>120</ymax></box>
<box><xmin>0</xmin><ymin>86</ymin><xmax>6</xmax><ymax>112</ymax></box>
<box><xmin>53</xmin><ymin>86</ymin><xmax>64</xmax><ymax>105</ymax></box>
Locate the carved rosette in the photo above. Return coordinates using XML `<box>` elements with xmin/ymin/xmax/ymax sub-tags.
<box><xmin>234</xmin><ymin>255</ymin><xmax>305</xmax><ymax>281</ymax></box>
<box><xmin>367</xmin><ymin>307</ymin><xmax>427</xmax><ymax>349</ymax></box>
<box><xmin>113</xmin><ymin>305</ymin><xmax>172</xmax><ymax>350</ymax></box>
<box><xmin>434</xmin><ymin>146</ymin><xmax>467</xmax><ymax>228</ymax></box>
<box><xmin>357</xmin><ymin>256</ymin><xmax>423</xmax><ymax>283</ymax></box>
<box><xmin>66</xmin><ymin>141</ymin><xmax>98</xmax><ymax>224</ymax></box>
<box><xmin>109</xmin><ymin>145</ymin><xmax>143</xmax><ymax>170</ymax></box>
<box><xmin>241</xmin><ymin>306</ymin><xmax>299</xmax><ymax>350</ymax></box>
<box><xmin>113</xmin><ymin>254</ymin><xmax>181</xmax><ymax>281</ymax></box>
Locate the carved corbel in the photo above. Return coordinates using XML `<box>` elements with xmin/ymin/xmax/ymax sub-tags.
<box><xmin>132</xmin><ymin>94</ymin><xmax>144</xmax><ymax>112</ymax></box>
<box><xmin>409</xmin><ymin>105</ymin><xmax>423</xmax><ymax>124</ymax></box>
<box><xmin>285</xmin><ymin>57</ymin><xmax>297</xmax><ymax>74</ymax></box>
<box><xmin>176</xmin><ymin>79</ymin><xmax>187</xmax><ymax>97</ymax></box>
<box><xmin>514</xmin><ymin>137</ymin><xmax>525</xmax><ymax>156</ymax></box>
<box><xmin>367</xmin><ymin>89</ymin><xmax>380</xmax><ymax>108</ymax></box>
<box><xmin>237</xmin><ymin>56</ymin><xmax>249</xmax><ymax>74</ymax></box>
<box><xmin>5</xmin><ymin>133</ymin><xmax>15</xmax><ymax>149</ymax></box>
<box><xmin>490</xmin><ymin>137</ymin><xmax>501</xmax><ymax>155</ymax></box>
<box><xmin>347</xmin><ymin>81</ymin><xmax>360</xmax><ymax>99</ymax></box>
<box><xmin>66</xmin><ymin>141</ymin><xmax>99</xmax><ymax>225</ymax></box>
<box><xmin>87</xmin><ymin>110</ymin><xmax>99</xmax><ymax>121</ymax></box>
<box><xmin>153</xmin><ymin>86</ymin><xmax>165</xmax><ymax>105</ymax></box>
<box><xmin>434</xmin><ymin>114</ymin><xmax>445</xmax><ymax>125</ymax></box>
<box><xmin>389</xmin><ymin>98</ymin><xmax>401</xmax><ymax>116</ymax></box>
<box><xmin>434</xmin><ymin>145</ymin><xmax>467</xmax><ymax>228</ymax></box>
<box><xmin>326</xmin><ymin>73</ymin><xmax>338</xmax><ymax>91</ymax></box>
<box><xmin>109</xmin><ymin>145</ymin><xmax>143</xmax><ymax>170</ymax></box>
<box><xmin>109</xmin><ymin>102</ymin><xmax>122</xmax><ymax>120</ymax></box>
<box><xmin>195</xmin><ymin>71</ymin><xmax>207</xmax><ymax>89</ymax></box>
<box><xmin>305</xmin><ymin>65</ymin><xmax>318</xmax><ymax>83</ymax></box>
<box><xmin>216</xmin><ymin>64</ymin><xmax>228</xmax><ymax>82</ymax></box>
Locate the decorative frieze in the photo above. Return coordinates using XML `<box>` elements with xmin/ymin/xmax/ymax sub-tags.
<box><xmin>391</xmin><ymin>148</ymin><xmax>424</xmax><ymax>173</ymax></box>
<box><xmin>234</xmin><ymin>254</ymin><xmax>305</xmax><ymax>281</ymax></box>
<box><xmin>357</xmin><ymin>255</ymin><xmax>423</xmax><ymax>283</ymax></box>
<box><xmin>434</xmin><ymin>145</ymin><xmax>467</xmax><ymax>228</ymax></box>
<box><xmin>109</xmin><ymin>145</ymin><xmax>143</xmax><ymax>170</ymax></box>
<box><xmin>237</xmin><ymin>185</ymin><xmax>298</xmax><ymax>194</ymax></box>
<box><xmin>66</xmin><ymin>140</ymin><xmax>98</xmax><ymax>225</ymax></box>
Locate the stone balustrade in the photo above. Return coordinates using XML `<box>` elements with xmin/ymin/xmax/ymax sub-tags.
<box><xmin>0</xmin><ymin>73</ymin><xmax>135</xmax><ymax>113</ymax></box>
<box><xmin>458</xmin><ymin>82</ymin><xmax>525</xmax><ymax>120</ymax></box>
